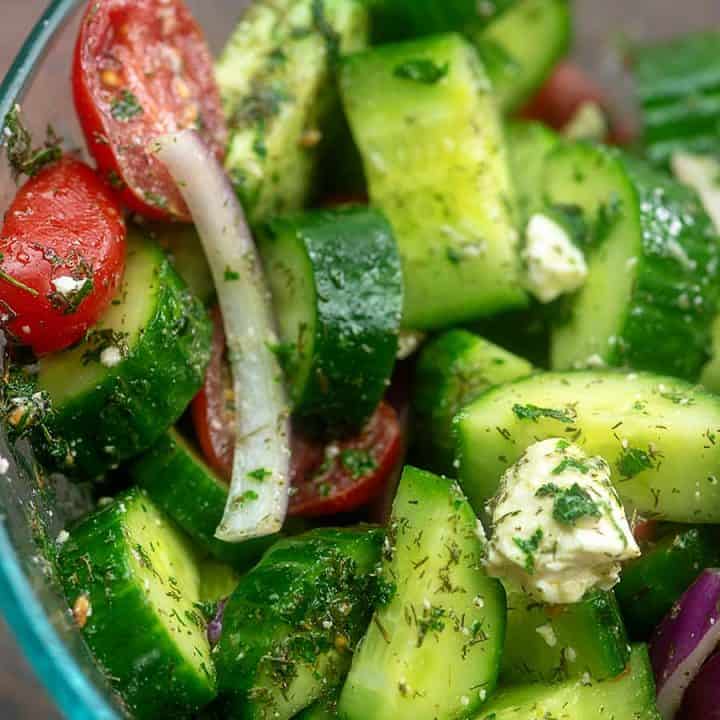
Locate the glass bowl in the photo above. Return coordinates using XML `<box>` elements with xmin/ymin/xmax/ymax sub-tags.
<box><xmin>2</xmin><ymin>1</ymin><xmax>720</xmax><ymax>718</ymax></box>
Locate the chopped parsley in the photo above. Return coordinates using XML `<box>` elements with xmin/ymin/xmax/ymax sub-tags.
<box><xmin>513</xmin><ymin>528</ymin><xmax>543</xmax><ymax>574</ymax></box>
<box><xmin>233</xmin><ymin>85</ymin><xmax>290</xmax><ymax>127</ymax></box>
<box><xmin>394</xmin><ymin>58</ymin><xmax>450</xmax><ymax>84</ymax></box>
<box><xmin>143</xmin><ymin>190</ymin><xmax>169</xmax><ymax>209</ymax></box>
<box><xmin>232</xmin><ymin>490</ymin><xmax>259</xmax><ymax>510</ymax></box>
<box><xmin>416</xmin><ymin>604</ymin><xmax>446</xmax><ymax>647</ymax></box>
<box><xmin>110</xmin><ymin>90</ymin><xmax>143</xmax><ymax>122</ymax></box>
<box><xmin>340</xmin><ymin>449</ymin><xmax>377</xmax><ymax>479</ymax></box>
<box><xmin>2</xmin><ymin>105</ymin><xmax>62</xmax><ymax>181</ymax></box>
<box><xmin>512</xmin><ymin>403</ymin><xmax>575</xmax><ymax>424</ymax></box>
<box><xmin>224</xmin><ymin>266</ymin><xmax>240</xmax><ymax>281</ymax></box>
<box><xmin>247</xmin><ymin>467</ymin><xmax>272</xmax><ymax>482</ymax></box>
<box><xmin>617</xmin><ymin>447</ymin><xmax>655</xmax><ymax>479</ymax></box>
<box><xmin>551</xmin><ymin>457</ymin><xmax>591</xmax><ymax>475</ymax></box>
<box><xmin>536</xmin><ymin>483</ymin><xmax>602</xmax><ymax>526</ymax></box>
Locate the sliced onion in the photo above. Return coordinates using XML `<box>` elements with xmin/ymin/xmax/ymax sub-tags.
<box><xmin>679</xmin><ymin>651</ymin><xmax>720</xmax><ymax>719</ymax></box>
<box><xmin>153</xmin><ymin>130</ymin><xmax>290</xmax><ymax>542</ymax></box>
<box><xmin>650</xmin><ymin>568</ymin><xmax>720</xmax><ymax>720</ymax></box>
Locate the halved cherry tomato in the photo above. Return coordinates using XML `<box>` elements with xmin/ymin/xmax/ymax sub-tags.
<box><xmin>0</xmin><ymin>157</ymin><xmax>126</xmax><ymax>355</ymax></box>
<box><xmin>192</xmin><ymin>308</ymin><xmax>403</xmax><ymax>516</ymax></box>
<box><xmin>73</xmin><ymin>0</ymin><xmax>227</xmax><ymax>221</ymax></box>
<box><xmin>633</xmin><ymin>518</ymin><xmax>658</xmax><ymax>545</ymax></box>
<box><xmin>521</xmin><ymin>61</ymin><xmax>637</xmax><ymax>146</ymax></box>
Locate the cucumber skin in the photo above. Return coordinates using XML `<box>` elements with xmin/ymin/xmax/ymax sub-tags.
<box><xmin>547</xmin><ymin>143</ymin><xmax>720</xmax><ymax>381</ymax></box>
<box><xmin>411</xmin><ymin>330</ymin><xmax>533</xmax><ymax>475</ymax></box>
<box><xmin>259</xmin><ymin>208</ymin><xmax>402</xmax><ymax>433</ymax></box>
<box><xmin>214</xmin><ymin>528</ymin><xmax>384</xmax><ymax>720</ymax></box>
<box><xmin>502</xmin><ymin>589</ymin><xmax>629</xmax><ymax>684</ymax></box>
<box><xmin>616</xmin><ymin>525</ymin><xmax>720</xmax><ymax>639</ymax></box>
<box><xmin>44</xmin><ymin>245</ymin><xmax>212</xmax><ymax>479</ymax></box>
<box><xmin>131</xmin><ymin>431</ymin><xmax>275</xmax><ymax>569</ymax></box>
<box><xmin>457</xmin><ymin>370</ymin><xmax>720</xmax><ymax>523</ymax></box>
<box><xmin>57</xmin><ymin>489</ymin><xmax>216</xmax><ymax>719</ymax></box>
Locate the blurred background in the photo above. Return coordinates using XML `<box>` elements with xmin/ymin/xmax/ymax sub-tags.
<box><xmin>1</xmin><ymin>0</ymin><xmax>720</xmax><ymax>718</ymax></box>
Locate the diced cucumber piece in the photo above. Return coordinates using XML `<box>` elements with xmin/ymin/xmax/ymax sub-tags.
<box><xmin>476</xmin><ymin>0</ymin><xmax>571</xmax><ymax>113</ymax></box>
<box><xmin>57</xmin><ymin>489</ymin><xmax>216</xmax><ymax>719</ymax></box>
<box><xmin>479</xmin><ymin>644</ymin><xmax>660</xmax><ymax>720</ymax></box>
<box><xmin>214</xmin><ymin>528</ymin><xmax>384</xmax><ymax>720</ymax></box>
<box><xmin>457</xmin><ymin>371</ymin><xmax>720</xmax><ymax>523</ymax></box>
<box><xmin>506</xmin><ymin>120</ymin><xmax>560</xmax><ymax>225</ymax></box>
<box><xmin>258</xmin><ymin>207</ymin><xmax>402</xmax><ymax>432</ymax></box>
<box><xmin>412</xmin><ymin>330</ymin><xmax>533</xmax><ymax>475</ymax></box>
<box><xmin>37</xmin><ymin>230</ymin><xmax>212</xmax><ymax>478</ymax></box>
<box><xmin>340</xmin><ymin>33</ymin><xmax>526</xmax><ymax>330</ymax></box>
<box><xmin>217</xmin><ymin>0</ymin><xmax>369</xmax><ymax>224</ymax></box>
<box><xmin>502</xmin><ymin>589</ymin><xmax>629</xmax><ymax>684</ymax></box>
<box><xmin>633</xmin><ymin>31</ymin><xmax>720</xmax><ymax>167</ymax></box>
<box><xmin>199</xmin><ymin>559</ymin><xmax>241</xmax><ymax>603</ymax></box>
<box><xmin>338</xmin><ymin>466</ymin><xmax>506</xmax><ymax>720</ymax></box>
<box><xmin>131</xmin><ymin>429</ymin><xmax>274</xmax><ymax>569</ymax></box>
<box><xmin>616</xmin><ymin>525</ymin><xmax>720</xmax><ymax>638</ymax></box>
<box><xmin>297</xmin><ymin>700</ymin><xmax>338</xmax><ymax>719</ymax></box>
<box><xmin>544</xmin><ymin>142</ymin><xmax>720</xmax><ymax>380</ymax></box>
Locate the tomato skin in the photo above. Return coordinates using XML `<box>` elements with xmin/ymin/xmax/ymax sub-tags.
<box><xmin>521</xmin><ymin>61</ymin><xmax>637</xmax><ymax>146</ymax></box>
<box><xmin>193</xmin><ymin>309</ymin><xmax>403</xmax><ymax>515</ymax></box>
<box><xmin>0</xmin><ymin>157</ymin><xmax>126</xmax><ymax>355</ymax></box>
<box><xmin>73</xmin><ymin>0</ymin><xmax>227</xmax><ymax>221</ymax></box>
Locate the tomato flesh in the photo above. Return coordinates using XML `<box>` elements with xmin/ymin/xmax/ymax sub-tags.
<box><xmin>73</xmin><ymin>0</ymin><xmax>227</xmax><ymax>221</ymax></box>
<box><xmin>0</xmin><ymin>157</ymin><xmax>126</xmax><ymax>355</ymax></box>
<box><xmin>192</xmin><ymin>309</ymin><xmax>403</xmax><ymax>516</ymax></box>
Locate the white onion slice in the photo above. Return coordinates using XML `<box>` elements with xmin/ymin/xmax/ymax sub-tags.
<box><xmin>153</xmin><ymin>130</ymin><xmax>289</xmax><ymax>542</ymax></box>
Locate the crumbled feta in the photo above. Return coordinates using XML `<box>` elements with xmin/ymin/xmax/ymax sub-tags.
<box><xmin>51</xmin><ymin>275</ymin><xmax>89</xmax><ymax>297</ymax></box>
<box><xmin>397</xmin><ymin>330</ymin><xmax>426</xmax><ymax>360</ymax></box>
<box><xmin>522</xmin><ymin>214</ymin><xmax>588</xmax><ymax>303</ymax></box>
<box><xmin>56</xmin><ymin>530</ymin><xmax>70</xmax><ymax>546</ymax></box>
<box><xmin>671</xmin><ymin>152</ymin><xmax>720</xmax><ymax>233</ymax></box>
<box><xmin>0</xmin><ymin>457</ymin><xmax>8</xmax><ymax>475</ymax></box>
<box><xmin>483</xmin><ymin>438</ymin><xmax>639</xmax><ymax>604</ymax></box>
<box><xmin>100</xmin><ymin>346</ymin><xmax>123</xmax><ymax>368</ymax></box>
<box><xmin>536</xmin><ymin>623</ymin><xmax>557</xmax><ymax>647</ymax></box>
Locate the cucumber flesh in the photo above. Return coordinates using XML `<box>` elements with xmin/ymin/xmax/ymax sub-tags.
<box><xmin>545</xmin><ymin>142</ymin><xmax>720</xmax><ymax>380</ymax></box>
<box><xmin>616</xmin><ymin>525</ymin><xmax>720</xmax><ymax>639</ymax></box>
<box><xmin>258</xmin><ymin>207</ymin><xmax>402</xmax><ymax>433</ymax></box>
<box><xmin>412</xmin><ymin>330</ymin><xmax>533</xmax><ymax>475</ymax></box>
<box><xmin>340</xmin><ymin>33</ymin><xmax>526</xmax><ymax>330</ymax></box>
<box><xmin>479</xmin><ymin>644</ymin><xmax>660</xmax><ymax>720</ymax></box>
<box><xmin>131</xmin><ymin>429</ymin><xmax>275</xmax><ymax>569</ymax></box>
<box><xmin>457</xmin><ymin>370</ymin><xmax>720</xmax><ymax>523</ymax></box>
<box><xmin>338</xmin><ymin>466</ymin><xmax>506</xmax><ymax>720</ymax></box>
<box><xmin>502</xmin><ymin>589</ymin><xmax>629</xmax><ymax>684</ymax></box>
<box><xmin>37</xmin><ymin>230</ymin><xmax>212</xmax><ymax>478</ymax></box>
<box><xmin>214</xmin><ymin>528</ymin><xmax>384</xmax><ymax>720</ymax></box>
<box><xmin>57</xmin><ymin>489</ymin><xmax>216</xmax><ymax>719</ymax></box>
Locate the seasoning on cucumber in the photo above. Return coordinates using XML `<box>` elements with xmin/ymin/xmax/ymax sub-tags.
<box><xmin>257</xmin><ymin>207</ymin><xmax>402</xmax><ymax>433</ymax></box>
<box><xmin>340</xmin><ymin>33</ymin><xmax>526</xmax><ymax>330</ymax></box>
<box><xmin>57</xmin><ymin>489</ymin><xmax>216</xmax><ymax>719</ymax></box>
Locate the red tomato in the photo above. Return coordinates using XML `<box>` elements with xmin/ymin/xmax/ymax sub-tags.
<box><xmin>193</xmin><ymin>309</ymin><xmax>403</xmax><ymax>515</ymax></box>
<box><xmin>0</xmin><ymin>157</ymin><xmax>126</xmax><ymax>355</ymax></box>
<box><xmin>633</xmin><ymin>518</ymin><xmax>658</xmax><ymax>545</ymax></box>
<box><xmin>521</xmin><ymin>61</ymin><xmax>637</xmax><ymax>146</ymax></box>
<box><xmin>73</xmin><ymin>0</ymin><xmax>227</xmax><ymax>221</ymax></box>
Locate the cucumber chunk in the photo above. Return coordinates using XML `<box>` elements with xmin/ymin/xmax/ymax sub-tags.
<box><xmin>131</xmin><ymin>429</ymin><xmax>274</xmax><ymax>569</ymax></box>
<box><xmin>479</xmin><ymin>644</ymin><xmax>660</xmax><ymax>720</ymax></box>
<box><xmin>545</xmin><ymin>142</ymin><xmax>720</xmax><ymax>380</ymax></box>
<box><xmin>457</xmin><ymin>370</ymin><xmax>720</xmax><ymax>523</ymax></box>
<box><xmin>37</xmin><ymin>230</ymin><xmax>212</xmax><ymax>478</ymax></box>
<box><xmin>633</xmin><ymin>31</ymin><xmax>720</xmax><ymax>167</ymax></box>
<box><xmin>57</xmin><ymin>489</ymin><xmax>216</xmax><ymax>719</ymax></box>
<box><xmin>217</xmin><ymin>0</ymin><xmax>369</xmax><ymax>224</ymax></box>
<box><xmin>412</xmin><ymin>330</ymin><xmax>533</xmax><ymax>475</ymax></box>
<box><xmin>214</xmin><ymin>527</ymin><xmax>384</xmax><ymax>720</ymax></box>
<box><xmin>340</xmin><ymin>33</ymin><xmax>526</xmax><ymax>330</ymax></box>
<box><xmin>616</xmin><ymin>525</ymin><xmax>720</xmax><ymax>638</ymax></box>
<box><xmin>199</xmin><ymin>559</ymin><xmax>241</xmax><ymax>603</ymax></box>
<box><xmin>258</xmin><ymin>207</ymin><xmax>402</xmax><ymax>432</ymax></box>
<box><xmin>502</xmin><ymin>588</ymin><xmax>629</xmax><ymax>684</ymax></box>
<box><xmin>476</xmin><ymin>0</ymin><xmax>571</xmax><ymax>113</ymax></box>
<box><xmin>338</xmin><ymin>466</ymin><xmax>506</xmax><ymax>720</ymax></box>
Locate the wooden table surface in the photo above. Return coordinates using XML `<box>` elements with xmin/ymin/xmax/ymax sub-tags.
<box><xmin>2</xmin><ymin>1</ymin><xmax>720</xmax><ymax>719</ymax></box>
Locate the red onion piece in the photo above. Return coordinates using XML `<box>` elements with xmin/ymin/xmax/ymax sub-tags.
<box><xmin>650</xmin><ymin>568</ymin><xmax>720</xmax><ymax>719</ymax></box>
<box><xmin>207</xmin><ymin>597</ymin><xmax>228</xmax><ymax>648</ymax></box>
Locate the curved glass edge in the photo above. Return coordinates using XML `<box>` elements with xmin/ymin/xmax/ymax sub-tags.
<box><xmin>0</xmin><ymin>1</ymin><xmax>119</xmax><ymax>718</ymax></box>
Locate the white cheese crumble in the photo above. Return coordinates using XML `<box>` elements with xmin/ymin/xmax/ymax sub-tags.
<box><xmin>0</xmin><ymin>457</ymin><xmax>8</xmax><ymax>475</ymax></box>
<box><xmin>51</xmin><ymin>275</ymin><xmax>89</xmax><ymax>297</ymax></box>
<box><xmin>535</xmin><ymin>623</ymin><xmax>558</xmax><ymax>647</ymax></box>
<box><xmin>483</xmin><ymin>438</ymin><xmax>639</xmax><ymax>604</ymax></box>
<box><xmin>56</xmin><ymin>530</ymin><xmax>70</xmax><ymax>546</ymax></box>
<box><xmin>671</xmin><ymin>152</ymin><xmax>720</xmax><ymax>233</ymax></box>
<box><xmin>100</xmin><ymin>346</ymin><xmax>123</xmax><ymax>368</ymax></box>
<box><xmin>522</xmin><ymin>214</ymin><xmax>588</xmax><ymax>304</ymax></box>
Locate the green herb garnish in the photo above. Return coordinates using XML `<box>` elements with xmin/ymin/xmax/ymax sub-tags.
<box><xmin>512</xmin><ymin>403</ymin><xmax>575</xmax><ymax>424</ymax></box>
<box><xmin>551</xmin><ymin>457</ymin><xmax>591</xmax><ymax>475</ymax></box>
<box><xmin>224</xmin><ymin>266</ymin><xmax>240</xmax><ymax>281</ymax></box>
<box><xmin>247</xmin><ymin>468</ymin><xmax>272</xmax><ymax>482</ymax></box>
<box><xmin>617</xmin><ymin>446</ymin><xmax>655</xmax><ymax>479</ymax></box>
<box><xmin>536</xmin><ymin>483</ymin><xmax>602</xmax><ymax>526</ymax></box>
<box><xmin>394</xmin><ymin>59</ymin><xmax>450</xmax><ymax>84</ymax></box>
<box><xmin>48</xmin><ymin>277</ymin><xmax>94</xmax><ymax>315</ymax></box>
<box><xmin>513</xmin><ymin>528</ymin><xmax>543</xmax><ymax>574</ymax></box>
<box><xmin>110</xmin><ymin>90</ymin><xmax>143</xmax><ymax>122</ymax></box>
<box><xmin>2</xmin><ymin>105</ymin><xmax>62</xmax><ymax>181</ymax></box>
<box><xmin>340</xmin><ymin>449</ymin><xmax>377</xmax><ymax>479</ymax></box>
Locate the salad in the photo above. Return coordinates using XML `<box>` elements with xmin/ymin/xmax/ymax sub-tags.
<box><xmin>2</xmin><ymin>0</ymin><xmax>720</xmax><ymax>718</ymax></box>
